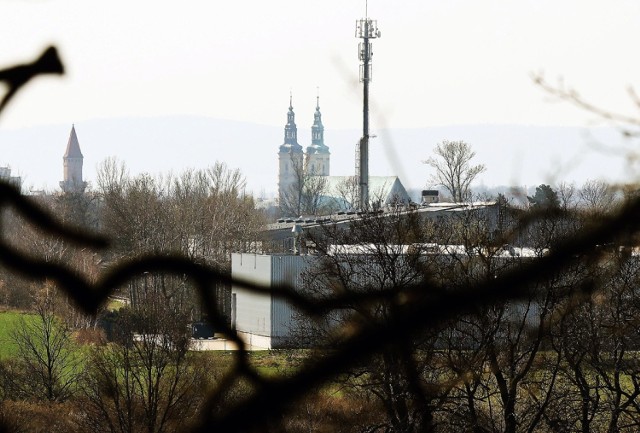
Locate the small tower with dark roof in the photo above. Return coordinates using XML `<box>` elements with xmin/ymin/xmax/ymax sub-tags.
<box><xmin>305</xmin><ymin>92</ymin><xmax>330</xmax><ymax>176</ymax></box>
<box><xmin>60</xmin><ymin>125</ymin><xmax>87</xmax><ymax>193</ymax></box>
<box><xmin>278</xmin><ymin>94</ymin><xmax>304</xmax><ymax>210</ymax></box>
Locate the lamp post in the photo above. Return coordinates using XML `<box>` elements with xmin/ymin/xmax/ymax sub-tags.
<box><xmin>292</xmin><ymin>224</ymin><xmax>303</xmax><ymax>255</ymax></box>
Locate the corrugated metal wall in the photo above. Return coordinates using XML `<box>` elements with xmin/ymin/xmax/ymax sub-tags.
<box><xmin>231</xmin><ymin>253</ymin><xmax>311</xmax><ymax>347</ymax></box>
<box><xmin>270</xmin><ymin>255</ymin><xmax>310</xmax><ymax>341</ymax></box>
<box><xmin>231</xmin><ymin>253</ymin><xmax>273</xmax><ymax>337</ymax></box>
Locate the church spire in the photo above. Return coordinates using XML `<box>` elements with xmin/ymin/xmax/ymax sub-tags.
<box><xmin>305</xmin><ymin>89</ymin><xmax>330</xmax><ymax>177</ymax></box>
<box><xmin>283</xmin><ymin>92</ymin><xmax>300</xmax><ymax>147</ymax></box>
<box><xmin>278</xmin><ymin>93</ymin><xmax>304</xmax><ymax>210</ymax></box>
<box><xmin>311</xmin><ymin>90</ymin><xmax>324</xmax><ymax>146</ymax></box>
<box><xmin>64</xmin><ymin>124</ymin><xmax>83</xmax><ymax>158</ymax></box>
<box><xmin>60</xmin><ymin>124</ymin><xmax>86</xmax><ymax>193</ymax></box>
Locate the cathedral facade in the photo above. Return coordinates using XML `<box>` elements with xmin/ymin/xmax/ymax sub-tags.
<box><xmin>278</xmin><ymin>95</ymin><xmax>330</xmax><ymax>212</ymax></box>
<box><xmin>277</xmin><ymin>96</ymin><xmax>411</xmax><ymax>215</ymax></box>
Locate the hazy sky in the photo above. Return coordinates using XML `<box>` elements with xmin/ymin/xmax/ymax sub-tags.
<box><xmin>2</xmin><ymin>1</ymin><xmax>640</xmax><ymax>195</ymax></box>
<box><xmin>2</xmin><ymin>0</ymin><xmax>640</xmax><ymax>130</ymax></box>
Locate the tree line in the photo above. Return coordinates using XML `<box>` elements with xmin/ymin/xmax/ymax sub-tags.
<box><xmin>287</xmin><ymin>195</ymin><xmax>640</xmax><ymax>433</ymax></box>
<box><xmin>0</xmin><ymin>158</ymin><xmax>265</xmax><ymax>432</ymax></box>
<box><xmin>1</xmin><ymin>158</ymin><xmax>265</xmax><ymax>317</ymax></box>
<box><xmin>2</xmin><ymin>140</ymin><xmax>639</xmax><ymax>432</ymax></box>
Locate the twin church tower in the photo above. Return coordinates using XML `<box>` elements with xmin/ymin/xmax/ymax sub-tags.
<box><xmin>278</xmin><ymin>94</ymin><xmax>330</xmax><ymax>207</ymax></box>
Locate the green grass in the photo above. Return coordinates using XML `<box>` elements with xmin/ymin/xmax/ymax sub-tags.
<box><xmin>246</xmin><ymin>350</ymin><xmax>309</xmax><ymax>377</ymax></box>
<box><xmin>106</xmin><ymin>298</ymin><xmax>127</xmax><ymax>311</ymax></box>
<box><xmin>0</xmin><ymin>311</ymin><xmax>37</xmax><ymax>359</ymax></box>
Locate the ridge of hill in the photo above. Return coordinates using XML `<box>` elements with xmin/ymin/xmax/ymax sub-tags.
<box><xmin>0</xmin><ymin>116</ymin><xmax>635</xmax><ymax>197</ymax></box>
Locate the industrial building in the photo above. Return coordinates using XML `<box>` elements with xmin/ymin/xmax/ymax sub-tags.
<box><xmin>232</xmin><ymin>201</ymin><xmax>503</xmax><ymax>349</ymax></box>
<box><xmin>231</xmin><ymin>253</ymin><xmax>311</xmax><ymax>349</ymax></box>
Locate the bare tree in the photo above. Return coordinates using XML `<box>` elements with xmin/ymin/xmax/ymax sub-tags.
<box><xmin>80</xmin><ymin>293</ymin><xmax>209</xmax><ymax>433</ymax></box>
<box><xmin>424</xmin><ymin>140</ymin><xmax>486</xmax><ymax>202</ymax></box>
<box><xmin>579</xmin><ymin>179</ymin><xmax>617</xmax><ymax>214</ymax></box>
<box><xmin>298</xmin><ymin>210</ymin><xmax>450</xmax><ymax>432</ymax></box>
<box><xmin>300</xmin><ymin>174</ymin><xmax>328</xmax><ymax>215</ymax></box>
<box><xmin>558</xmin><ymin>181</ymin><xmax>577</xmax><ymax>210</ymax></box>
<box><xmin>0</xmin><ymin>191</ymin><xmax>100</xmax><ymax>311</ymax></box>
<box><xmin>280</xmin><ymin>153</ymin><xmax>329</xmax><ymax>216</ymax></box>
<box><xmin>334</xmin><ymin>176</ymin><xmax>359</xmax><ymax>211</ymax></box>
<box><xmin>96</xmin><ymin>159</ymin><xmax>264</xmax><ymax>321</ymax></box>
<box><xmin>547</xmin><ymin>252</ymin><xmax>640</xmax><ymax>433</ymax></box>
<box><xmin>533</xmin><ymin>73</ymin><xmax>640</xmax><ymax>137</ymax></box>
<box><xmin>330</xmin><ymin>176</ymin><xmax>395</xmax><ymax>212</ymax></box>
<box><xmin>10</xmin><ymin>286</ymin><xmax>81</xmax><ymax>402</ymax></box>
<box><xmin>279</xmin><ymin>152</ymin><xmax>305</xmax><ymax>217</ymax></box>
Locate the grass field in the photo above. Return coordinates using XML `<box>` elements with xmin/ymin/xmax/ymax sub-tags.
<box><xmin>246</xmin><ymin>350</ymin><xmax>308</xmax><ymax>377</ymax></box>
<box><xmin>0</xmin><ymin>310</ymin><xmax>36</xmax><ymax>359</ymax></box>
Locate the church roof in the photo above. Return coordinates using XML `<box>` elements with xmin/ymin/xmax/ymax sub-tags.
<box><xmin>310</xmin><ymin>93</ymin><xmax>326</xmax><ymax>148</ymax></box>
<box><xmin>312</xmin><ymin>175</ymin><xmax>411</xmax><ymax>210</ymax></box>
<box><xmin>306</xmin><ymin>143</ymin><xmax>330</xmax><ymax>154</ymax></box>
<box><xmin>280</xmin><ymin>142</ymin><xmax>303</xmax><ymax>153</ymax></box>
<box><xmin>64</xmin><ymin>125</ymin><xmax>83</xmax><ymax>158</ymax></box>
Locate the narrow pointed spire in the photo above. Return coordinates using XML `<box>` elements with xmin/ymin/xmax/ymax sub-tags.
<box><xmin>61</xmin><ymin>124</ymin><xmax>86</xmax><ymax>193</ymax></box>
<box><xmin>64</xmin><ymin>124</ymin><xmax>83</xmax><ymax>158</ymax></box>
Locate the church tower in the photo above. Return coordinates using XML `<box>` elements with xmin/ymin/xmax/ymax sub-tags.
<box><xmin>305</xmin><ymin>94</ymin><xmax>330</xmax><ymax>176</ymax></box>
<box><xmin>60</xmin><ymin>125</ymin><xmax>87</xmax><ymax>193</ymax></box>
<box><xmin>278</xmin><ymin>95</ymin><xmax>304</xmax><ymax>210</ymax></box>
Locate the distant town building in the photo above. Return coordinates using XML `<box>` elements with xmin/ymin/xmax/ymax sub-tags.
<box><xmin>277</xmin><ymin>95</ymin><xmax>410</xmax><ymax>214</ymax></box>
<box><xmin>0</xmin><ymin>166</ymin><xmax>21</xmax><ymax>189</ymax></box>
<box><xmin>60</xmin><ymin>125</ymin><xmax>87</xmax><ymax>193</ymax></box>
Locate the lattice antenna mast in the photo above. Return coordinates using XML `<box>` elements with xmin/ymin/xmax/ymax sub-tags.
<box><xmin>355</xmin><ymin>3</ymin><xmax>380</xmax><ymax>210</ymax></box>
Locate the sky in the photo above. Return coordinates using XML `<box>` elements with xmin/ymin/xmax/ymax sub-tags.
<box><xmin>1</xmin><ymin>1</ymin><xmax>640</xmax><ymax>193</ymax></box>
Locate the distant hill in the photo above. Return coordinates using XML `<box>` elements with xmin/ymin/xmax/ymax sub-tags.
<box><xmin>0</xmin><ymin>116</ymin><xmax>636</xmax><ymax>197</ymax></box>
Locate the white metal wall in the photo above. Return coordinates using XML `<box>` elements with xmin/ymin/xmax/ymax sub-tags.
<box><xmin>231</xmin><ymin>253</ymin><xmax>311</xmax><ymax>348</ymax></box>
<box><xmin>269</xmin><ymin>255</ymin><xmax>310</xmax><ymax>341</ymax></box>
<box><xmin>231</xmin><ymin>253</ymin><xmax>273</xmax><ymax>338</ymax></box>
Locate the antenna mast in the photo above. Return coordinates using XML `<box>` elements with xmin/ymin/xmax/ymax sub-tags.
<box><xmin>355</xmin><ymin>2</ymin><xmax>380</xmax><ymax>210</ymax></box>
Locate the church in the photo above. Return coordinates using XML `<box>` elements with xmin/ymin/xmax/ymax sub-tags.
<box><xmin>277</xmin><ymin>96</ymin><xmax>410</xmax><ymax>216</ymax></box>
<box><xmin>277</xmin><ymin>94</ymin><xmax>330</xmax><ymax>212</ymax></box>
<box><xmin>59</xmin><ymin>125</ymin><xmax>87</xmax><ymax>194</ymax></box>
